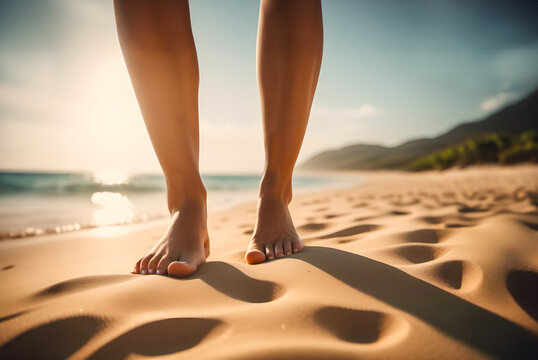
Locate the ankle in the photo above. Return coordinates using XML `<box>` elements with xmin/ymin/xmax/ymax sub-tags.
<box><xmin>259</xmin><ymin>171</ymin><xmax>293</xmax><ymax>203</ymax></box>
<box><xmin>166</xmin><ymin>177</ymin><xmax>207</xmax><ymax>214</ymax></box>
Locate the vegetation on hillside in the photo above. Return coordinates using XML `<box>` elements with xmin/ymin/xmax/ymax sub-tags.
<box><xmin>406</xmin><ymin>130</ymin><xmax>538</xmax><ymax>171</ymax></box>
<box><xmin>300</xmin><ymin>88</ymin><xmax>538</xmax><ymax>171</ymax></box>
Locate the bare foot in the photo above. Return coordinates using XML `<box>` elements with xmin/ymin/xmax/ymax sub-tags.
<box><xmin>245</xmin><ymin>196</ymin><xmax>303</xmax><ymax>264</ymax></box>
<box><xmin>134</xmin><ymin>201</ymin><xmax>209</xmax><ymax>277</ymax></box>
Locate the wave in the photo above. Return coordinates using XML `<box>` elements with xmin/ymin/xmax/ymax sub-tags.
<box><xmin>0</xmin><ymin>173</ymin><xmax>166</xmax><ymax>195</ymax></box>
<box><xmin>0</xmin><ymin>213</ymin><xmax>169</xmax><ymax>240</ymax></box>
<box><xmin>0</xmin><ymin>172</ymin><xmax>354</xmax><ymax>240</ymax></box>
<box><xmin>0</xmin><ymin>172</ymin><xmax>333</xmax><ymax>196</ymax></box>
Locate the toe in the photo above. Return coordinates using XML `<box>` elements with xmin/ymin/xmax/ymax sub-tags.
<box><xmin>274</xmin><ymin>243</ymin><xmax>284</xmax><ymax>258</ymax></box>
<box><xmin>265</xmin><ymin>245</ymin><xmax>275</xmax><ymax>260</ymax></box>
<box><xmin>245</xmin><ymin>243</ymin><xmax>266</xmax><ymax>264</ymax></box>
<box><xmin>147</xmin><ymin>254</ymin><xmax>162</xmax><ymax>274</ymax></box>
<box><xmin>167</xmin><ymin>260</ymin><xmax>198</xmax><ymax>278</ymax></box>
<box><xmin>134</xmin><ymin>258</ymin><xmax>142</xmax><ymax>274</ymax></box>
<box><xmin>156</xmin><ymin>255</ymin><xmax>172</xmax><ymax>275</ymax></box>
<box><xmin>292</xmin><ymin>239</ymin><xmax>303</xmax><ymax>254</ymax></box>
<box><xmin>283</xmin><ymin>241</ymin><xmax>292</xmax><ymax>256</ymax></box>
<box><xmin>139</xmin><ymin>254</ymin><xmax>154</xmax><ymax>275</ymax></box>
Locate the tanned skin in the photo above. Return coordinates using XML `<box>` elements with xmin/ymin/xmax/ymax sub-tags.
<box><xmin>114</xmin><ymin>0</ymin><xmax>322</xmax><ymax>277</ymax></box>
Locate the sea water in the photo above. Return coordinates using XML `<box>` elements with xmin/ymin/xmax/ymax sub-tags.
<box><xmin>0</xmin><ymin>171</ymin><xmax>358</xmax><ymax>239</ymax></box>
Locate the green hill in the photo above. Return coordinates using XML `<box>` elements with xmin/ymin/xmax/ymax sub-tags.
<box><xmin>300</xmin><ymin>88</ymin><xmax>538</xmax><ymax>170</ymax></box>
<box><xmin>407</xmin><ymin>130</ymin><xmax>538</xmax><ymax>171</ymax></box>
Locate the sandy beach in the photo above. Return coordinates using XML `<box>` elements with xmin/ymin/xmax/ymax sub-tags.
<box><xmin>0</xmin><ymin>166</ymin><xmax>537</xmax><ymax>359</ymax></box>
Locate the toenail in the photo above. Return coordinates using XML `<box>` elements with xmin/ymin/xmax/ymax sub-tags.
<box><xmin>141</xmin><ymin>269</ymin><xmax>147</xmax><ymax>274</ymax></box>
<box><xmin>156</xmin><ymin>269</ymin><xmax>163</xmax><ymax>274</ymax></box>
<box><xmin>148</xmin><ymin>269</ymin><xmax>153</xmax><ymax>274</ymax></box>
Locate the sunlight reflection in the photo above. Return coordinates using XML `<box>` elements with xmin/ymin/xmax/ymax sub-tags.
<box><xmin>88</xmin><ymin>225</ymin><xmax>133</xmax><ymax>238</ymax></box>
<box><xmin>93</xmin><ymin>170</ymin><xmax>128</xmax><ymax>185</ymax></box>
<box><xmin>91</xmin><ymin>191</ymin><xmax>134</xmax><ymax>226</ymax></box>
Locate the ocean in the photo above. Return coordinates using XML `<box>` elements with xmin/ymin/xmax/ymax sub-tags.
<box><xmin>0</xmin><ymin>171</ymin><xmax>358</xmax><ymax>239</ymax></box>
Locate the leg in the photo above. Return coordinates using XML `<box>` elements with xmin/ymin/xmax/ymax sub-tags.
<box><xmin>246</xmin><ymin>0</ymin><xmax>323</xmax><ymax>264</ymax></box>
<box><xmin>114</xmin><ymin>0</ymin><xmax>208</xmax><ymax>277</ymax></box>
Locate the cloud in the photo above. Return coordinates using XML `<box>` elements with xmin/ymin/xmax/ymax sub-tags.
<box><xmin>480</xmin><ymin>92</ymin><xmax>519</xmax><ymax>112</ymax></box>
<box><xmin>311</xmin><ymin>104</ymin><xmax>381</xmax><ymax>120</ymax></box>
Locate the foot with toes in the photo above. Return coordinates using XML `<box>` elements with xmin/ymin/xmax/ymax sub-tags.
<box><xmin>134</xmin><ymin>201</ymin><xmax>209</xmax><ymax>278</ymax></box>
<box><xmin>245</xmin><ymin>195</ymin><xmax>304</xmax><ymax>264</ymax></box>
<box><xmin>135</xmin><ymin>183</ymin><xmax>303</xmax><ymax>276</ymax></box>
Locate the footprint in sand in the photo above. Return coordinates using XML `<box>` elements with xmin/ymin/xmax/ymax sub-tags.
<box><xmin>319</xmin><ymin>224</ymin><xmax>380</xmax><ymax>239</ymax></box>
<box><xmin>418</xmin><ymin>215</ymin><xmax>474</xmax><ymax>228</ymax></box>
<box><xmin>384</xmin><ymin>244</ymin><xmax>447</xmax><ymax>265</ymax></box>
<box><xmin>297</xmin><ymin>222</ymin><xmax>327</xmax><ymax>232</ymax></box>
<box><xmin>401</xmin><ymin>229</ymin><xmax>444</xmax><ymax>244</ymax></box>
<box><xmin>89</xmin><ymin>318</ymin><xmax>224</xmax><ymax>359</ymax></box>
<box><xmin>418</xmin><ymin>216</ymin><xmax>444</xmax><ymax>225</ymax></box>
<box><xmin>424</xmin><ymin>260</ymin><xmax>483</xmax><ymax>291</ymax></box>
<box><xmin>389</xmin><ymin>210</ymin><xmax>409</xmax><ymax>216</ymax></box>
<box><xmin>506</xmin><ymin>270</ymin><xmax>538</xmax><ymax>322</ymax></box>
<box><xmin>313</xmin><ymin>306</ymin><xmax>409</xmax><ymax>345</ymax></box>
<box><xmin>0</xmin><ymin>315</ymin><xmax>105</xmax><ymax>359</ymax></box>
<box><xmin>31</xmin><ymin>275</ymin><xmax>134</xmax><ymax>300</ymax></box>
<box><xmin>444</xmin><ymin>223</ymin><xmax>473</xmax><ymax>228</ymax></box>
<box><xmin>458</xmin><ymin>205</ymin><xmax>490</xmax><ymax>214</ymax></box>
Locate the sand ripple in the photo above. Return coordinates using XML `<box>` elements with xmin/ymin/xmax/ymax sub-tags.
<box><xmin>1</xmin><ymin>166</ymin><xmax>537</xmax><ymax>359</ymax></box>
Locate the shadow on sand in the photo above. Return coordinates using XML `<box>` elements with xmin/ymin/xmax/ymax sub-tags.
<box><xmin>290</xmin><ymin>246</ymin><xmax>538</xmax><ymax>359</ymax></box>
<box><xmin>1</xmin><ymin>246</ymin><xmax>536</xmax><ymax>359</ymax></box>
<box><xmin>190</xmin><ymin>261</ymin><xmax>283</xmax><ymax>303</ymax></box>
<box><xmin>190</xmin><ymin>247</ymin><xmax>537</xmax><ymax>358</ymax></box>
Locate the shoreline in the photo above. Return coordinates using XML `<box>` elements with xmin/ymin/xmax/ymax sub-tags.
<box><xmin>0</xmin><ymin>171</ymin><xmax>363</xmax><ymax>242</ymax></box>
<box><xmin>1</xmin><ymin>164</ymin><xmax>534</xmax><ymax>245</ymax></box>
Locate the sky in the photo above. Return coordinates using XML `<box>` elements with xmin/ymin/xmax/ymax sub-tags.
<box><xmin>1</xmin><ymin>0</ymin><xmax>537</xmax><ymax>174</ymax></box>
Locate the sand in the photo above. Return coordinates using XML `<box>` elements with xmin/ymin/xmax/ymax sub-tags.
<box><xmin>0</xmin><ymin>165</ymin><xmax>537</xmax><ymax>359</ymax></box>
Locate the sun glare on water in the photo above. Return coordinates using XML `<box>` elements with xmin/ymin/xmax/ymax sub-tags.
<box><xmin>91</xmin><ymin>191</ymin><xmax>134</xmax><ymax>227</ymax></box>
